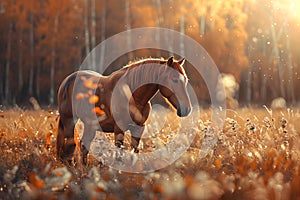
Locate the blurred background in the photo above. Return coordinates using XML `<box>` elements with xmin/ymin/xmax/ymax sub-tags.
<box><xmin>0</xmin><ymin>0</ymin><xmax>299</xmax><ymax>107</ymax></box>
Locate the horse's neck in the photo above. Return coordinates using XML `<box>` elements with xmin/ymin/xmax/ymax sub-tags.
<box><xmin>133</xmin><ymin>84</ymin><xmax>159</xmax><ymax>106</ymax></box>
<box><xmin>124</xmin><ymin>63</ymin><xmax>162</xmax><ymax>106</ymax></box>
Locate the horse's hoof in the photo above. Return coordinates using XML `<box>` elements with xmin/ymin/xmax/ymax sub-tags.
<box><xmin>59</xmin><ymin>158</ymin><xmax>74</xmax><ymax>167</ymax></box>
<box><xmin>67</xmin><ymin>159</ymin><xmax>75</xmax><ymax>167</ymax></box>
<box><xmin>116</xmin><ymin>156</ymin><xmax>122</xmax><ymax>162</ymax></box>
<box><xmin>115</xmin><ymin>141</ymin><xmax>124</xmax><ymax>149</ymax></box>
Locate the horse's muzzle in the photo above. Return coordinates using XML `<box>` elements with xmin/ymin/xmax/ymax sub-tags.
<box><xmin>177</xmin><ymin>106</ymin><xmax>191</xmax><ymax>117</ymax></box>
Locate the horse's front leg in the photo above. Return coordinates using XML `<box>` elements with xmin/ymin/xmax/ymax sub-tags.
<box><xmin>80</xmin><ymin>124</ymin><xmax>96</xmax><ymax>165</ymax></box>
<box><xmin>129</xmin><ymin>103</ymin><xmax>150</xmax><ymax>153</ymax></box>
<box><xmin>114</xmin><ymin>125</ymin><xmax>124</xmax><ymax>148</ymax></box>
<box><xmin>130</xmin><ymin>125</ymin><xmax>145</xmax><ymax>153</ymax></box>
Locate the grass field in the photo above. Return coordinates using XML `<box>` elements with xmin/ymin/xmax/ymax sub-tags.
<box><xmin>0</xmin><ymin>107</ymin><xmax>300</xmax><ymax>199</ymax></box>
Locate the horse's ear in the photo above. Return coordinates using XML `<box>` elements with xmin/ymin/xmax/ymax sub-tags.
<box><xmin>178</xmin><ymin>58</ymin><xmax>185</xmax><ymax>65</ymax></box>
<box><xmin>167</xmin><ymin>56</ymin><xmax>174</xmax><ymax>66</ymax></box>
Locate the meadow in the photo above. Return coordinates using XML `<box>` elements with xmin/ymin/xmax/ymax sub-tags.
<box><xmin>0</xmin><ymin>106</ymin><xmax>300</xmax><ymax>200</ymax></box>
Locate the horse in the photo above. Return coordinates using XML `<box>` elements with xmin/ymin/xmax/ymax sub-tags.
<box><xmin>56</xmin><ymin>56</ymin><xmax>192</xmax><ymax>165</ymax></box>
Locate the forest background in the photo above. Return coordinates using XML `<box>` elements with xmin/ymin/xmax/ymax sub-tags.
<box><xmin>0</xmin><ymin>0</ymin><xmax>300</xmax><ymax>107</ymax></box>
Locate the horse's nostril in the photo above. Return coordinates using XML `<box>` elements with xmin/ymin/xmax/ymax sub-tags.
<box><xmin>177</xmin><ymin>106</ymin><xmax>191</xmax><ymax>117</ymax></box>
<box><xmin>177</xmin><ymin>108</ymin><xmax>183</xmax><ymax>117</ymax></box>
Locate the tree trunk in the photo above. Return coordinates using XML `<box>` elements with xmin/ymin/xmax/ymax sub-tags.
<box><xmin>36</xmin><ymin>60</ymin><xmax>40</xmax><ymax>99</ymax></box>
<box><xmin>268</xmin><ymin>19</ymin><xmax>287</xmax><ymax>62</ymax></box>
<box><xmin>99</xmin><ymin>3</ymin><xmax>106</xmax><ymax>73</ymax></box>
<box><xmin>246</xmin><ymin>67</ymin><xmax>252</xmax><ymax>103</ymax></box>
<box><xmin>125</xmin><ymin>0</ymin><xmax>133</xmax><ymax>60</ymax></box>
<box><xmin>167</xmin><ymin>0</ymin><xmax>173</xmax><ymax>57</ymax></box>
<box><xmin>84</xmin><ymin>0</ymin><xmax>91</xmax><ymax>67</ymax></box>
<box><xmin>180</xmin><ymin>16</ymin><xmax>185</xmax><ymax>56</ymax></box>
<box><xmin>76</xmin><ymin>41</ymin><xmax>82</xmax><ymax>70</ymax></box>
<box><xmin>285</xmin><ymin>27</ymin><xmax>295</xmax><ymax>104</ymax></box>
<box><xmin>261</xmin><ymin>73</ymin><xmax>267</xmax><ymax>104</ymax></box>
<box><xmin>168</xmin><ymin>22</ymin><xmax>174</xmax><ymax>57</ymax></box>
<box><xmin>0</xmin><ymin>66</ymin><xmax>3</xmax><ymax>103</ymax></box>
<box><xmin>18</xmin><ymin>25</ymin><xmax>23</xmax><ymax>93</ymax></box>
<box><xmin>50</xmin><ymin>16</ymin><xmax>58</xmax><ymax>105</ymax></box>
<box><xmin>270</xmin><ymin>17</ymin><xmax>285</xmax><ymax>98</ymax></box>
<box><xmin>155</xmin><ymin>0</ymin><xmax>162</xmax><ymax>57</ymax></box>
<box><xmin>4</xmin><ymin>22</ymin><xmax>12</xmax><ymax>104</ymax></box>
<box><xmin>90</xmin><ymin>0</ymin><xmax>96</xmax><ymax>70</ymax></box>
<box><xmin>28</xmin><ymin>10</ymin><xmax>34</xmax><ymax>96</ymax></box>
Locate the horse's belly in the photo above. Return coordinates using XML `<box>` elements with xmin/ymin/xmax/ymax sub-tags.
<box><xmin>98</xmin><ymin>120</ymin><xmax>115</xmax><ymax>132</ymax></box>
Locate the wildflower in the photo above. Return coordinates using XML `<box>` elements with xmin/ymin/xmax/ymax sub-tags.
<box><xmin>246</xmin><ymin>118</ymin><xmax>256</xmax><ymax>133</ymax></box>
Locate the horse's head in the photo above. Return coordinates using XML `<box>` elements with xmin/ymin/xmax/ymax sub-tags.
<box><xmin>159</xmin><ymin>57</ymin><xmax>192</xmax><ymax>117</ymax></box>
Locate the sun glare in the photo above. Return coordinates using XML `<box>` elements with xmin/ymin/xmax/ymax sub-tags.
<box><xmin>290</xmin><ymin>1</ymin><xmax>295</xmax><ymax>9</ymax></box>
<box><xmin>290</xmin><ymin>1</ymin><xmax>300</xmax><ymax>20</ymax></box>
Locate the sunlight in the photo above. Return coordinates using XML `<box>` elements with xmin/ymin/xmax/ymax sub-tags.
<box><xmin>270</xmin><ymin>0</ymin><xmax>300</xmax><ymax>21</ymax></box>
<box><xmin>290</xmin><ymin>1</ymin><xmax>295</xmax><ymax>9</ymax></box>
<box><xmin>289</xmin><ymin>0</ymin><xmax>300</xmax><ymax>20</ymax></box>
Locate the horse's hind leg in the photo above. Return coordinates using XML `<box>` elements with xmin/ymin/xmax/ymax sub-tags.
<box><xmin>130</xmin><ymin>125</ymin><xmax>144</xmax><ymax>153</ymax></box>
<box><xmin>80</xmin><ymin>125</ymin><xmax>96</xmax><ymax>165</ymax></box>
<box><xmin>56</xmin><ymin>117</ymin><xmax>76</xmax><ymax>164</ymax></box>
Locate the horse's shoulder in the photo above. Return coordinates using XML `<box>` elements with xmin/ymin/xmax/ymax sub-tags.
<box><xmin>108</xmin><ymin>68</ymin><xmax>126</xmax><ymax>81</ymax></box>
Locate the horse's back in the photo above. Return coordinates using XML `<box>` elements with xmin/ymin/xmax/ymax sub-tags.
<box><xmin>58</xmin><ymin>70</ymin><xmax>102</xmax><ymax>117</ymax></box>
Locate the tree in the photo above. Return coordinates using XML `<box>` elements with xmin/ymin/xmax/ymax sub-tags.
<box><xmin>4</xmin><ymin>21</ymin><xmax>12</xmax><ymax>104</ymax></box>
<box><xmin>125</xmin><ymin>0</ymin><xmax>133</xmax><ymax>60</ymax></box>
<box><xmin>1</xmin><ymin>0</ymin><xmax>299</xmax><ymax>106</ymax></box>
<box><xmin>98</xmin><ymin>0</ymin><xmax>106</xmax><ymax>72</ymax></box>
<box><xmin>84</xmin><ymin>0</ymin><xmax>91</xmax><ymax>67</ymax></box>
<box><xmin>90</xmin><ymin>0</ymin><xmax>96</xmax><ymax>69</ymax></box>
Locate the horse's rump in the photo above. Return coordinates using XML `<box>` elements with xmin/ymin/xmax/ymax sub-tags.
<box><xmin>58</xmin><ymin>70</ymin><xmax>102</xmax><ymax>119</ymax></box>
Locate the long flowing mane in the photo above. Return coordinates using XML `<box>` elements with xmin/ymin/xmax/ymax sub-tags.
<box><xmin>124</xmin><ymin>57</ymin><xmax>165</xmax><ymax>68</ymax></box>
<box><xmin>123</xmin><ymin>57</ymin><xmax>187</xmax><ymax>77</ymax></box>
<box><xmin>115</xmin><ymin>58</ymin><xmax>186</xmax><ymax>92</ymax></box>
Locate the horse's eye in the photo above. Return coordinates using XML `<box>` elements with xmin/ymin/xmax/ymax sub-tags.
<box><xmin>172</xmin><ymin>79</ymin><xmax>178</xmax><ymax>83</ymax></box>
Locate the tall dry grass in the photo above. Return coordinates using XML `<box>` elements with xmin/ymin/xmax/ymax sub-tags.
<box><xmin>0</xmin><ymin>107</ymin><xmax>300</xmax><ymax>199</ymax></box>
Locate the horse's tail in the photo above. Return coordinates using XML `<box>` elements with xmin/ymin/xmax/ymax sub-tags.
<box><xmin>58</xmin><ymin>72</ymin><xmax>77</xmax><ymax>104</ymax></box>
<box><xmin>56</xmin><ymin>115</ymin><xmax>64</xmax><ymax>159</ymax></box>
<box><xmin>58</xmin><ymin>116</ymin><xmax>64</xmax><ymax>130</ymax></box>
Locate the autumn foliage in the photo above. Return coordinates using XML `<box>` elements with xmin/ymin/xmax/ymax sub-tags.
<box><xmin>1</xmin><ymin>0</ymin><xmax>300</xmax><ymax>105</ymax></box>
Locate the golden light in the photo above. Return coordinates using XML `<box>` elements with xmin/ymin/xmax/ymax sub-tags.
<box><xmin>290</xmin><ymin>1</ymin><xmax>295</xmax><ymax>9</ymax></box>
<box><xmin>289</xmin><ymin>1</ymin><xmax>300</xmax><ymax>20</ymax></box>
<box><xmin>271</xmin><ymin>0</ymin><xmax>300</xmax><ymax>19</ymax></box>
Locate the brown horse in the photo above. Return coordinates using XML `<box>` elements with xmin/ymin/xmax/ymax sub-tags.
<box><xmin>56</xmin><ymin>56</ymin><xmax>192</xmax><ymax>165</ymax></box>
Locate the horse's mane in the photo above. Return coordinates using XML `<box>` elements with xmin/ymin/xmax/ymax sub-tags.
<box><xmin>124</xmin><ymin>57</ymin><xmax>187</xmax><ymax>77</ymax></box>
<box><xmin>118</xmin><ymin>57</ymin><xmax>187</xmax><ymax>92</ymax></box>
<box><xmin>123</xmin><ymin>58</ymin><xmax>165</xmax><ymax>70</ymax></box>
